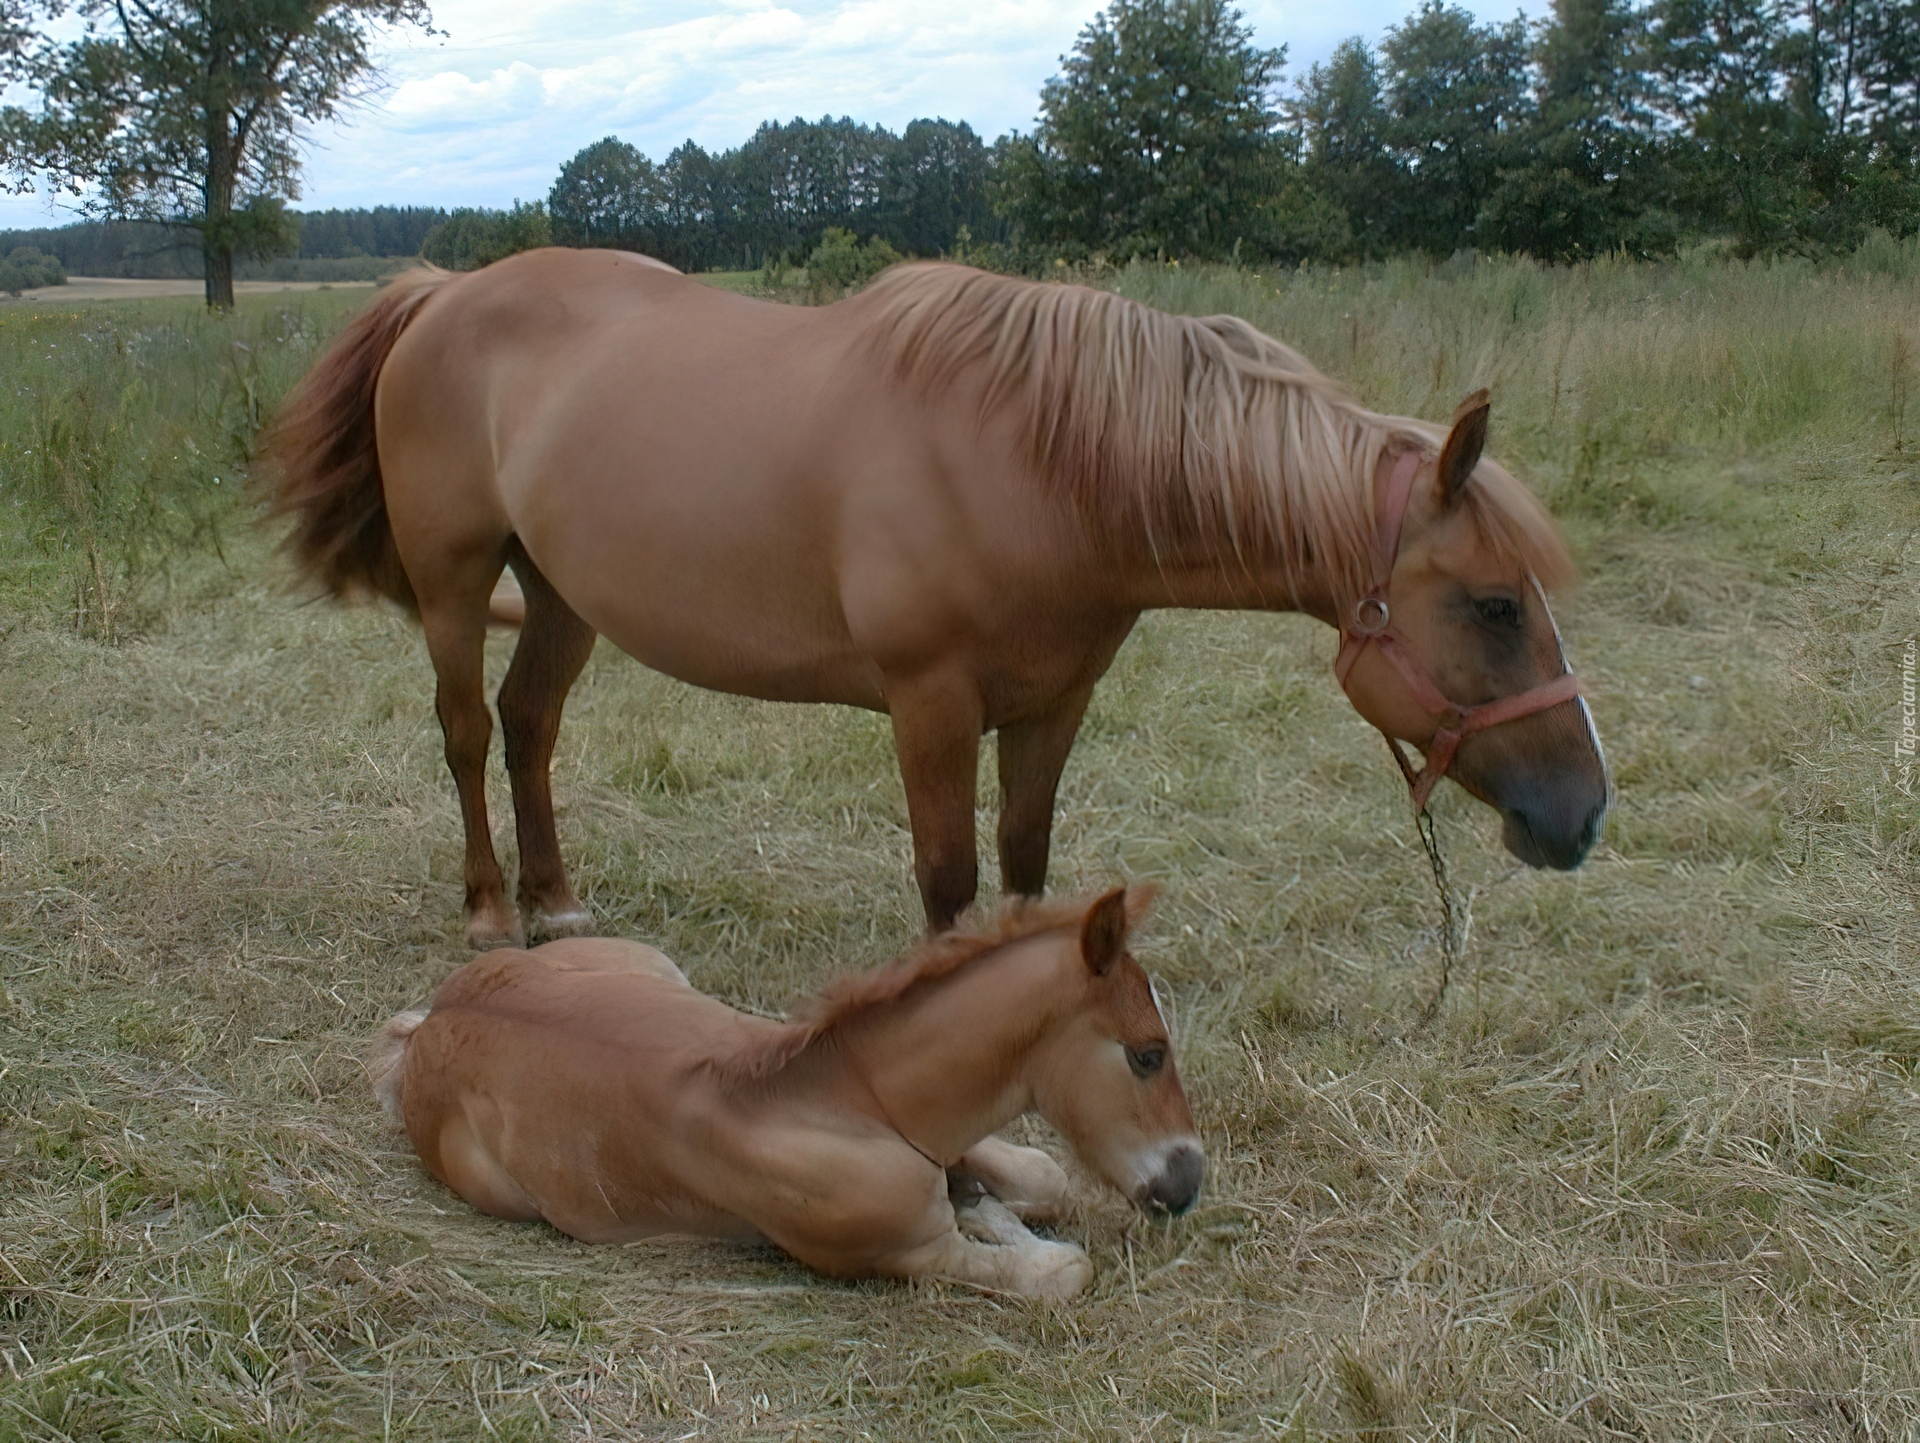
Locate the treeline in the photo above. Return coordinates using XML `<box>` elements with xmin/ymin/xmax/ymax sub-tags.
<box><xmin>11</xmin><ymin>0</ymin><xmax>1916</xmax><ymax>280</ymax></box>
<box><xmin>548</xmin><ymin>0</ymin><xmax>1920</xmax><ymax>269</ymax></box>
<box><xmin>0</xmin><ymin>207</ymin><xmax>448</xmax><ymax>277</ymax></box>
<box><xmin>547</xmin><ymin>118</ymin><xmax>995</xmax><ymax>272</ymax></box>
<box><xmin>1275</xmin><ymin>0</ymin><xmax>1920</xmax><ymax>261</ymax></box>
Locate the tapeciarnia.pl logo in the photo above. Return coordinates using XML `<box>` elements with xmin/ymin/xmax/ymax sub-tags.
<box><xmin>1899</xmin><ymin>638</ymin><xmax>1918</xmax><ymax>795</ymax></box>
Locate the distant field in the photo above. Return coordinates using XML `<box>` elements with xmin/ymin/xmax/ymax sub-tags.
<box><xmin>0</xmin><ymin>267</ymin><xmax>773</xmax><ymax>306</ymax></box>
<box><xmin>2</xmin><ymin>251</ymin><xmax>1919</xmax><ymax>1438</ymax></box>
<box><xmin>3</xmin><ymin>276</ymin><xmax>383</xmax><ymax>303</ymax></box>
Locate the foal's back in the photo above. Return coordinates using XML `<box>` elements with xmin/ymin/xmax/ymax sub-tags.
<box><xmin>395</xmin><ymin>938</ymin><xmax>796</xmax><ymax>1243</ymax></box>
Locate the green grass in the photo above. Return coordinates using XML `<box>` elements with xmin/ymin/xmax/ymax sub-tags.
<box><xmin>0</xmin><ymin>291</ymin><xmax>366</xmax><ymax>638</ymax></box>
<box><xmin>1</xmin><ymin>254</ymin><xmax>1918</xmax><ymax>1437</ymax></box>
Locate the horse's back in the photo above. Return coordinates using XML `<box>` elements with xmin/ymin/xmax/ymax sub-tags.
<box><xmin>398</xmin><ymin>937</ymin><xmax>774</xmax><ymax>1239</ymax></box>
<box><xmin>414</xmin><ymin>936</ymin><xmax>740</xmax><ymax>1078</ymax></box>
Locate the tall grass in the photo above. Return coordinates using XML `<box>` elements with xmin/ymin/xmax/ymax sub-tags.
<box><xmin>1117</xmin><ymin>244</ymin><xmax>1920</xmax><ymax>527</ymax></box>
<box><xmin>0</xmin><ymin>294</ymin><xmax>362</xmax><ymax>638</ymax></box>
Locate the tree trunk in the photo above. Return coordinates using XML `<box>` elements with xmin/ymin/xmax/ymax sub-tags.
<box><xmin>204</xmin><ymin>104</ymin><xmax>236</xmax><ymax>311</ymax></box>
<box><xmin>203</xmin><ymin>233</ymin><xmax>234</xmax><ymax>311</ymax></box>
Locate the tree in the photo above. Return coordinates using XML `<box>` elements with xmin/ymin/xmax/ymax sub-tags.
<box><xmin>1288</xmin><ymin>38</ymin><xmax>1398</xmax><ymax>257</ymax></box>
<box><xmin>999</xmin><ymin>0</ymin><xmax>1287</xmax><ymax>260</ymax></box>
<box><xmin>548</xmin><ymin>137</ymin><xmax>657</xmax><ymax>250</ymax></box>
<box><xmin>0</xmin><ymin>243</ymin><xmax>63</xmax><ymax>292</ymax></box>
<box><xmin>1481</xmin><ymin>0</ymin><xmax>1667</xmax><ymax>260</ymax></box>
<box><xmin>1380</xmin><ymin>1</ymin><xmax>1533</xmax><ymax>253</ymax></box>
<box><xmin>0</xmin><ymin>0</ymin><xmax>431</xmax><ymax>309</ymax></box>
<box><xmin>877</xmin><ymin>119</ymin><xmax>993</xmax><ymax>255</ymax></box>
<box><xmin>419</xmin><ymin>202</ymin><xmax>551</xmax><ymax>272</ymax></box>
<box><xmin>1646</xmin><ymin>0</ymin><xmax>1832</xmax><ymax>250</ymax></box>
<box><xmin>548</xmin><ymin>119</ymin><xmax>995</xmax><ymax>272</ymax></box>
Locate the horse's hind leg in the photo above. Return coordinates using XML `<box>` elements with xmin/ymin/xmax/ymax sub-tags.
<box><xmin>418</xmin><ymin>566</ymin><xmax>520</xmax><ymax>950</ymax></box>
<box><xmin>498</xmin><ymin>544</ymin><xmax>597</xmax><ymax>941</ymax></box>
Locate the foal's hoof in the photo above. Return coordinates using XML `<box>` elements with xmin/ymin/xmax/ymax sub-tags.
<box><xmin>1032</xmin><ymin>1244</ymin><xmax>1094</xmax><ymax>1299</ymax></box>
<box><xmin>524</xmin><ymin>904</ymin><xmax>594</xmax><ymax>944</ymax></box>
<box><xmin>465</xmin><ymin>900</ymin><xmax>524</xmax><ymax>952</ymax></box>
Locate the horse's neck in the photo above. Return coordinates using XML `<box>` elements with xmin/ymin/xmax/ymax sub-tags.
<box><xmin>1082</xmin><ymin>481</ymin><xmax>1356</xmax><ymax>627</ymax></box>
<box><xmin>1112</xmin><ymin>551</ymin><xmax>1340</xmax><ymax>624</ymax></box>
<box><xmin>839</xmin><ymin>940</ymin><xmax>1067</xmax><ymax>1165</ymax></box>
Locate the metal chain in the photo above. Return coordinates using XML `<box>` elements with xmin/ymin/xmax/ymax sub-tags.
<box><xmin>1412</xmin><ymin>801</ymin><xmax>1464</xmax><ymax>1030</ymax></box>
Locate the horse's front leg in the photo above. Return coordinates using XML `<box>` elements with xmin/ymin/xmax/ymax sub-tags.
<box><xmin>886</xmin><ymin>670</ymin><xmax>984</xmax><ymax>930</ymax></box>
<box><xmin>950</xmin><ymin>1135</ymin><xmax>1073</xmax><ymax>1224</ymax></box>
<box><xmin>995</xmin><ymin>682</ymin><xmax>1097</xmax><ymax>898</ymax></box>
<box><xmin>906</xmin><ymin>1196</ymin><xmax>1092</xmax><ymax>1298</ymax></box>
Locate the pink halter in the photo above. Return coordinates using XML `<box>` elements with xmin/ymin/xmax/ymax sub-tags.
<box><xmin>1334</xmin><ymin>448</ymin><xmax>1582</xmax><ymax>811</ymax></box>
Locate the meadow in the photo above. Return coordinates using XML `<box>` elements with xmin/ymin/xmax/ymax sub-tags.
<box><xmin>1</xmin><ymin>243</ymin><xmax>1918</xmax><ymax>1439</ymax></box>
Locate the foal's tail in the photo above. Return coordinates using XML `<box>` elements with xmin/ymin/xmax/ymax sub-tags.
<box><xmin>256</xmin><ymin>270</ymin><xmax>452</xmax><ymax>614</ymax></box>
<box><xmin>367</xmin><ymin>1007</ymin><xmax>430</xmax><ymax>1124</ymax></box>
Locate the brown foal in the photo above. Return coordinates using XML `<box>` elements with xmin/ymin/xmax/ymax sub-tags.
<box><xmin>263</xmin><ymin>252</ymin><xmax>1608</xmax><ymax>941</ymax></box>
<box><xmin>370</xmin><ymin>888</ymin><xmax>1201</xmax><ymax>1296</ymax></box>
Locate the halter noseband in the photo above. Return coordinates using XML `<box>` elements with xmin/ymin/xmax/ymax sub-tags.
<box><xmin>1333</xmin><ymin>448</ymin><xmax>1582</xmax><ymax>811</ymax></box>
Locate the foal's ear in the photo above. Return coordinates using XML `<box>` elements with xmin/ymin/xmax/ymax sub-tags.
<box><xmin>1437</xmin><ymin>389</ymin><xmax>1491</xmax><ymax>507</ymax></box>
<box><xmin>1080</xmin><ymin>887</ymin><xmax>1130</xmax><ymax>977</ymax></box>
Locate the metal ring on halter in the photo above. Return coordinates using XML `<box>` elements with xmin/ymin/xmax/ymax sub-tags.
<box><xmin>1351</xmin><ymin>595</ymin><xmax>1390</xmax><ymax>636</ymax></box>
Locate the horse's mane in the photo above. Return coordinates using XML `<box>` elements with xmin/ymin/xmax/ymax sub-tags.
<box><xmin>860</xmin><ymin>263</ymin><xmax>1572</xmax><ymax>606</ymax></box>
<box><xmin>719</xmin><ymin>890</ymin><xmax>1146</xmax><ymax>1086</ymax></box>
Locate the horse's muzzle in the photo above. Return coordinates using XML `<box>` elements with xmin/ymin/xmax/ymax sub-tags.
<box><xmin>1136</xmin><ymin>1140</ymin><xmax>1206</xmax><ymax>1215</ymax></box>
<box><xmin>1502</xmin><ymin>792</ymin><xmax>1607</xmax><ymax>870</ymax></box>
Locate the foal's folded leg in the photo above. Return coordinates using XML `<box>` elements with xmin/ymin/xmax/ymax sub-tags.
<box><xmin>949</xmin><ymin>1136</ymin><xmax>1073</xmax><ymax>1223</ymax></box>
<box><xmin>877</xmin><ymin>1195</ymin><xmax>1090</xmax><ymax>1298</ymax></box>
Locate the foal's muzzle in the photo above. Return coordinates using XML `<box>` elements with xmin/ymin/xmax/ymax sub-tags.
<box><xmin>1135</xmin><ymin>1140</ymin><xmax>1206</xmax><ymax>1215</ymax></box>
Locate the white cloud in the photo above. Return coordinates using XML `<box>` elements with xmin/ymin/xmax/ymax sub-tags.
<box><xmin>0</xmin><ymin>0</ymin><xmax>1552</xmax><ymax>227</ymax></box>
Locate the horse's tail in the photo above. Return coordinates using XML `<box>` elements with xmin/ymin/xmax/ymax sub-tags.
<box><xmin>367</xmin><ymin>1006</ymin><xmax>430</xmax><ymax>1124</ymax></box>
<box><xmin>256</xmin><ymin>270</ymin><xmax>452</xmax><ymax>614</ymax></box>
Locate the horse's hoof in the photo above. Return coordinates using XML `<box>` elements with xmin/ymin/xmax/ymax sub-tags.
<box><xmin>525</xmin><ymin>905</ymin><xmax>594</xmax><ymax>943</ymax></box>
<box><xmin>1033</xmin><ymin>1245</ymin><xmax>1094</xmax><ymax>1299</ymax></box>
<box><xmin>465</xmin><ymin>906</ymin><xmax>524</xmax><ymax>952</ymax></box>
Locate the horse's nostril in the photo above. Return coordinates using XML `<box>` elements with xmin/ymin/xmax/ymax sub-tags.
<box><xmin>1578</xmin><ymin>801</ymin><xmax>1606</xmax><ymax>852</ymax></box>
<box><xmin>1504</xmin><ymin>788</ymin><xmax>1607</xmax><ymax>872</ymax></box>
<box><xmin>1145</xmin><ymin>1141</ymin><xmax>1206</xmax><ymax>1215</ymax></box>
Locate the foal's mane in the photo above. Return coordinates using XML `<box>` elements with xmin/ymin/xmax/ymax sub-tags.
<box><xmin>721</xmin><ymin>892</ymin><xmax>1131</xmax><ymax>1086</ymax></box>
<box><xmin>861</xmin><ymin>264</ymin><xmax>1571</xmax><ymax>605</ymax></box>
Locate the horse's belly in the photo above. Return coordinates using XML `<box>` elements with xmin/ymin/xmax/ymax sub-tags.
<box><xmin>538</xmin><ymin>1190</ymin><xmax>768</xmax><ymax>1247</ymax></box>
<box><xmin>593</xmin><ymin>610</ymin><xmax>886</xmax><ymax>710</ymax></box>
<box><xmin>515</xmin><ymin>502</ymin><xmax>886</xmax><ymax>707</ymax></box>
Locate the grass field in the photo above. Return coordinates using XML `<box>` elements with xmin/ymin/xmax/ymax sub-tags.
<box><xmin>2</xmin><ymin>245</ymin><xmax>1919</xmax><ymax>1439</ymax></box>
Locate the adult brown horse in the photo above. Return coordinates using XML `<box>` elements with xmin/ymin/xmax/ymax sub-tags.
<box><xmin>263</xmin><ymin>251</ymin><xmax>1606</xmax><ymax>946</ymax></box>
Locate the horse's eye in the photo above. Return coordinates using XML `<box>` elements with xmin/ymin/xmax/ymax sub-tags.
<box><xmin>1126</xmin><ymin>1045</ymin><xmax>1166</xmax><ymax>1079</ymax></box>
<box><xmin>1474</xmin><ymin>596</ymin><xmax>1521</xmax><ymax>629</ymax></box>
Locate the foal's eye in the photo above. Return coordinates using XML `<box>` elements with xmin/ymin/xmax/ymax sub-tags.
<box><xmin>1126</xmin><ymin>1045</ymin><xmax>1166</xmax><ymax>1079</ymax></box>
<box><xmin>1473</xmin><ymin>595</ymin><xmax>1521</xmax><ymax>629</ymax></box>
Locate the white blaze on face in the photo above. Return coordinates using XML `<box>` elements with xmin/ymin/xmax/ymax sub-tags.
<box><xmin>1530</xmin><ymin>573</ymin><xmax>1609</xmax><ymax>791</ymax></box>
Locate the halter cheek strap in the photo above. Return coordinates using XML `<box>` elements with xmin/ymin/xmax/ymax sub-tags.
<box><xmin>1334</xmin><ymin>448</ymin><xmax>1583</xmax><ymax>811</ymax></box>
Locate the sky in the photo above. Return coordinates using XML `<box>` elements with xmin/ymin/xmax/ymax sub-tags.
<box><xmin>0</xmin><ymin>0</ymin><xmax>1550</xmax><ymax>230</ymax></box>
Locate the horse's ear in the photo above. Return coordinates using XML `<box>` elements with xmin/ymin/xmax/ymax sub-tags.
<box><xmin>1080</xmin><ymin>887</ymin><xmax>1130</xmax><ymax>977</ymax></box>
<box><xmin>1437</xmin><ymin>389</ymin><xmax>1491</xmax><ymax>507</ymax></box>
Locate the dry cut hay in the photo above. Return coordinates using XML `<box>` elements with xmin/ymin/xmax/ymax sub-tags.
<box><xmin>5</xmin><ymin>259</ymin><xmax>1920</xmax><ymax>1438</ymax></box>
